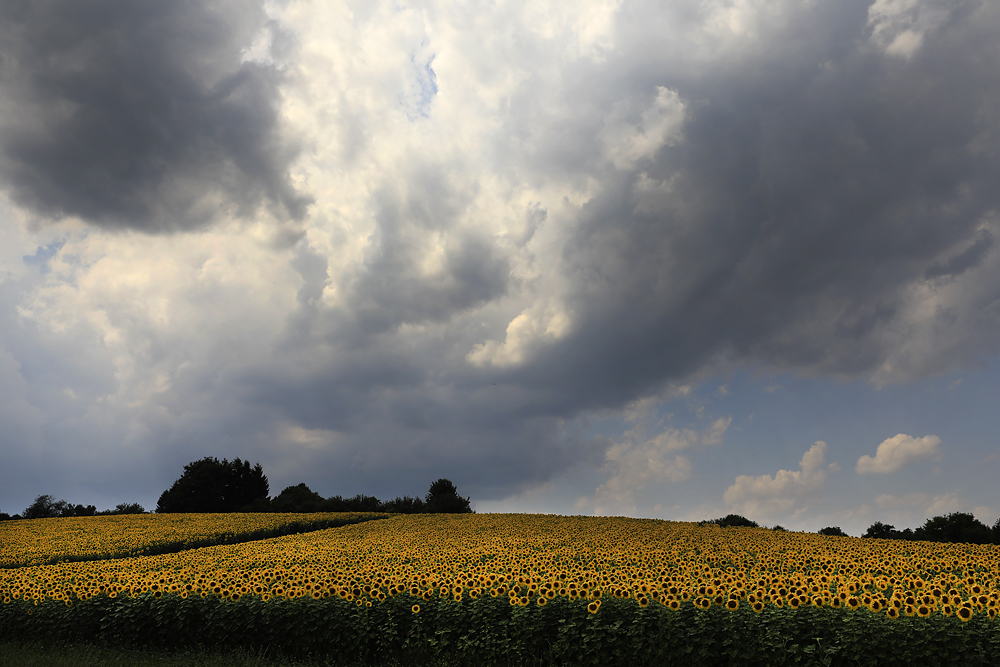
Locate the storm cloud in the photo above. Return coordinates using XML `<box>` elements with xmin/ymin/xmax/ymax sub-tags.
<box><xmin>0</xmin><ymin>0</ymin><xmax>311</xmax><ymax>232</ymax></box>
<box><xmin>1</xmin><ymin>0</ymin><xmax>999</xmax><ymax>527</ymax></box>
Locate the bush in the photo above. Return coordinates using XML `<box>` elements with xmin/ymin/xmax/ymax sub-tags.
<box><xmin>701</xmin><ymin>514</ymin><xmax>759</xmax><ymax>528</ymax></box>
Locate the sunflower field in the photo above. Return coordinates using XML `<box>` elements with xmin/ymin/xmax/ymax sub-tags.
<box><xmin>2</xmin><ymin>513</ymin><xmax>999</xmax><ymax>666</ymax></box>
<box><xmin>0</xmin><ymin>511</ymin><xmax>385</xmax><ymax>568</ymax></box>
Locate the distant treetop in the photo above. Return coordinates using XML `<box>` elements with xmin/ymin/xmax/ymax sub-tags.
<box><xmin>156</xmin><ymin>457</ymin><xmax>269</xmax><ymax>513</ymax></box>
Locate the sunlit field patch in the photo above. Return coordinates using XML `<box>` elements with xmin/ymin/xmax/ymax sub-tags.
<box><xmin>3</xmin><ymin>514</ymin><xmax>997</xmax><ymax>619</ymax></box>
<box><xmin>0</xmin><ymin>512</ymin><xmax>384</xmax><ymax>569</ymax></box>
<box><xmin>2</xmin><ymin>515</ymin><xmax>999</xmax><ymax>665</ymax></box>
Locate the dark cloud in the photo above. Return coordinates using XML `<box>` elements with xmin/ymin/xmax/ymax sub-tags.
<box><xmin>0</xmin><ymin>0</ymin><xmax>311</xmax><ymax>232</ymax></box>
<box><xmin>3</xmin><ymin>0</ymin><xmax>1000</xmax><ymax>516</ymax></box>
<box><xmin>510</xmin><ymin>0</ymin><xmax>1000</xmax><ymax>405</ymax></box>
<box><xmin>223</xmin><ymin>0</ymin><xmax>1000</xmax><ymax>502</ymax></box>
<box><xmin>925</xmin><ymin>229</ymin><xmax>994</xmax><ymax>279</ymax></box>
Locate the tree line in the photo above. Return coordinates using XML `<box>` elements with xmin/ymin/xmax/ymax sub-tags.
<box><xmin>0</xmin><ymin>456</ymin><xmax>472</xmax><ymax>520</ymax></box>
<box><xmin>700</xmin><ymin>512</ymin><xmax>1000</xmax><ymax>545</ymax></box>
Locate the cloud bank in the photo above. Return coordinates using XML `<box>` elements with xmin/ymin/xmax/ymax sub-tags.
<box><xmin>724</xmin><ymin>442</ymin><xmax>840</xmax><ymax>519</ymax></box>
<box><xmin>0</xmin><ymin>0</ymin><xmax>999</xmax><ymax>514</ymax></box>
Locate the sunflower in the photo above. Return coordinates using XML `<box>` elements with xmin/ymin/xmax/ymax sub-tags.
<box><xmin>668</xmin><ymin>600</ymin><xmax>680</xmax><ymax>610</ymax></box>
<box><xmin>942</xmin><ymin>604</ymin><xmax>954</xmax><ymax>616</ymax></box>
<box><xmin>638</xmin><ymin>596</ymin><xmax>650</xmax><ymax>608</ymax></box>
<box><xmin>537</xmin><ymin>597</ymin><xmax>547</xmax><ymax>606</ymax></box>
<box><xmin>957</xmin><ymin>607</ymin><xmax>973</xmax><ymax>622</ymax></box>
<box><xmin>846</xmin><ymin>597</ymin><xmax>860</xmax><ymax>610</ymax></box>
<box><xmin>917</xmin><ymin>605</ymin><xmax>931</xmax><ymax>618</ymax></box>
<box><xmin>788</xmin><ymin>597</ymin><xmax>801</xmax><ymax>609</ymax></box>
<box><xmin>411</xmin><ymin>604</ymin><xmax>420</xmax><ymax>613</ymax></box>
<box><xmin>886</xmin><ymin>607</ymin><xmax>899</xmax><ymax>619</ymax></box>
<box><xmin>726</xmin><ymin>599</ymin><xmax>739</xmax><ymax>611</ymax></box>
<box><xmin>587</xmin><ymin>601</ymin><xmax>600</xmax><ymax>614</ymax></box>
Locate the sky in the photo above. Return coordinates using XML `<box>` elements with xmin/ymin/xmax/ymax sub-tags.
<box><xmin>0</xmin><ymin>0</ymin><xmax>998</xmax><ymax>535</ymax></box>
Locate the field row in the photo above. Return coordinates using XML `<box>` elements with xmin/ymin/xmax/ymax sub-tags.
<box><xmin>3</xmin><ymin>514</ymin><xmax>998</xmax><ymax>621</ymax></box>
<box><xmin>0</xmin><ymin>512</ymin><xmax>385</xmax><ymax>568</ymax></box>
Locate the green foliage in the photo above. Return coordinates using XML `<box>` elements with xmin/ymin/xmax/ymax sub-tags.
<box><xmin>818</xmin><ymin>527</ymin><xmax>848</xmax><ymax>537</ymax></box>
<box><xmin>5</xmin><ymin>593</ymin><xmax>997</xmax><ymax>666</ymax></box>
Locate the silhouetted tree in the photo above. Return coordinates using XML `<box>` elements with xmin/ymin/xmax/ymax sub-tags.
<box><xmin>424</xmin><ymin>479</ymin><xmax>472</xmax><ymax>513</ymax></box>
<box><xmin>382</xmin><ymin>495</ymin><xmax>425</xmax><ymax>514</ymax></box>
<box><xmin>22</xmin><ymin>495</ymin><xmax>95</xmax><ymax>518</ymax></box>
<box><xmin>702</xmin><ymin>514</ymin><xmax>758</xmax><ymax>528</ymax></box>
<box><xmin>156</xmin><ymin>457</ymin><xmax>269</xmax><ymax>513</ymax></box>
<box><xmin>914</xmin><ymin>512</ymin><xmax>993</xmax><ymax>545</ymax></box>
<box><xmin>819</xmin><ymin>526</ymin><xmax>848</xmax><ymax>537</ymax></box>
<box><xmin>325</xmin><ymin>494</ymin><xmax>384</xmax><ymax>512</ymax></box>
<box><xmin>65</xmin><ymin>504</ymin><xmax>97</xmax><ymax>517</ymax></box>
<box><xmin>272</xmin><ymin>483</ymin><xmax>324</xmax><ymax>513</ymax></box>
<box><xmin>862</xmin><ymin>521</ymin><xmax>896</xmax><ymax>539</ymax></box>
<box><xmin>103</xmin><ymin>502</ymin><xmax>145</xmax><ymax>515</ymax></box>
<box><xmin>23</xmin><ymin>495</ymin><xmax>65</xmax><ymax>519</ymax></box>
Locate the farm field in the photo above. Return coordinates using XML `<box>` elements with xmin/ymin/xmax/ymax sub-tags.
<box><xmin>2</xmin><ymin>513</ymin><xmax>1000</xmax><ymax>666</ymax></box>
<box><xmin>0</xmin><ymin>512</ymin><xmax>386</xmax><ymax>568</ymax></box>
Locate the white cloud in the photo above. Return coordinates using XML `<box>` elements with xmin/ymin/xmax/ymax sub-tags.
<box><xmin>600</xmin><ymin>87</ymin><xmax>686</xmax><ymax>170</ymax></box>
<box><xmin>591</xmin><ymin>414</ymin><xmax>731</xmax><ymax>514</ymax></box>
<box><xmin>723</xmin><ymin>441</ymin><xmax>837</xmax><ymax>519</ymax></box>
<box><xmin>466</xmin><ymin>299</ymin><xmax>573</xmax><ymax>368</ymax></box>
<box><xmin>855</xmin><ymin>433</ymin><xmax>942</xmax><ymax>474</ymax></box>
<box><xmin>867</xmin><ymin>0</ymin><xmax>951</xmax><ymax>59</ymax></box>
